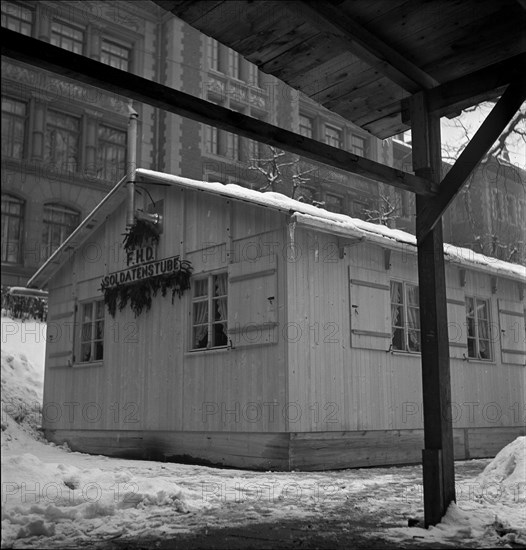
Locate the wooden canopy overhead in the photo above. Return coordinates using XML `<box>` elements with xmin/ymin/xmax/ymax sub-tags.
<box><xmin>154</xmin><ymin>0</ymin><xmax>525</xmax><ymax>138</ymax></box>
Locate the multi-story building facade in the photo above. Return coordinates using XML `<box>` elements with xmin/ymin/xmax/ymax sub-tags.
<box><xmin>2</xmin><ymin>0</ymin><xmax>386</xmax><ymax>287</ymax></box>
<box><xmin>390</xmin><ymin>138</ymin><xmax>526</xmax><ymax>265</ymax></box>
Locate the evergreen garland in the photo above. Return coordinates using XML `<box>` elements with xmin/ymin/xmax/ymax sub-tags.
<box><xmin>122</xmin><ymin>218</ymin><xmax>160</xmax><ymax>252</ymax></box>
<box><xmin>101</xmin><ymin>220</ymin><xmax>192</xmax><ymax>317</ymax></box>
<box><xmin>100</xmin><ymin>259</ymin><xmax>193</xmax><ymax>318</ymax></box>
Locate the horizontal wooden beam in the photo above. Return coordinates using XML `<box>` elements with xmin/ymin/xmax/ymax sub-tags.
<box><xmin>416</xmin><ymin>77</ymin><xmax>526</xmax><ymax>243</ymax></box>
<box><xmin>402</xmin><ymin>53</ymin><xmax>526</xmax><ymax>120</ymax></box>
<box><xmin>287</xmin><ymin>0</ymin><xmax>438</xmax><ymax>93</ymax></box>
<box><xmin>1</xmin><ymin>29</ymin><xmax>436</xmax><ymax>196</ymax></box>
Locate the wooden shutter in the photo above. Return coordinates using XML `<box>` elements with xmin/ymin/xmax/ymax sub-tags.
<box><xmin>498</xmin><ymin>299</ymin><xmax>526</xmax><ymax>365</ymax></box>
<box><xmin>46</xmin><ymin>297</ymin><xmax>76</xmax><ymax>368</ymax></box>
<box><xmin>446</xmin><ymin>288</ymin><xmax>468</xmax><ymax>359</ymax></box>
<box><xmin>227</xmin><ymin>254</ymin><xmax>278</xmax><ymax>347</ymax></box>
<box><xmin>349</xmin><ymin>268</ymin><xmax>391</xmax><ymax>351</ymax></box>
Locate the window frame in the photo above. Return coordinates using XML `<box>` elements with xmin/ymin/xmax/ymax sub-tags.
<box><xmin>42</xmin><ymin>202</ymin><xmax>80</xmax><ymax>260</ymax></box>
<box><xmin>101</xmin><ymin>36</ymin><xmax>132</xmax><ymax>72</ymax></box>
<box><xmin>1</xmin><ymin>95</ymin><xmax>28</xmax><ymax>159</ymax></box>
<box><xmin>390</xmin><ymin>280</ymin><xmax>421</xmax><ymax>353</ymax></box>
<box><xmin>1</xmin><ymin>193</ymin><xmax>25</xmax><ymax>264</ymax></box>
<box><xmin>76</xmin><ymin>299</ymin><xmax>105</xmax><ymax>365</ymax></box>
<box><xmin>466</xmin><ymin>295</ymin><xmax>493</xmax><ymax>361</ymax></box>
<box><xmin>97</xmin><ymin>123</ymin><xmax>127</xmax><ymax>182</ymax></box>
<box><xmin>299</xmin><ymin>114</ymin><xmax>314</xmax><ymax>138</ymax></box>
<box><xmin>207</xmin><ymin>37</ymin><xmax>220</xmax><ymax>72</ymax></box>
<box><xmin>1</xmin><ymin>1</ymin><xmax>33</xmax><ymax>36</ymax></box>
<box><xmin>324</xmin><ymin>124</ymin><xmax>343</xmax><ymax>148</ymax></box>
<box><xmin>44</xmin><ymin>108</ymin><xmax>81</xmax><ymax>173</ymax></box>
<box><xmin>190</xmin><ymin>272</ymin><xmax>228</xmax><ymax>351</ymax></box>
<box><xmin>50</xmin><ymin>18</ymin><xmax>85</xmax><ymax>54</ymax></box>
<box><xmin>350</xmin><ymin>134</ymin><xmax>367</xmax><ymax>156</ymax></box>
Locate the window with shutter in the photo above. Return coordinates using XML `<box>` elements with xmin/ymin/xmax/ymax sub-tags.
<box><xmin>227</xmin><ymin>254</ymin><xmax>278</xmax><ymax>347</ymax></box>
<box><xmin>46</xmin><ymin>299</ymin><xmax>76</xmax><ymax>368</ymax></box>
<box><xmin>498</xmin><ymin>299</ymin><xmax>526</xmax><ymax>365</ymax></box>
<box><xmin>446</xmin><ymin>288</ymin><xmax>468</xmax><ymax>359</ymax></box>
<box><xmin>349</xmin><ymin>267</ymin><xmax>391</xmax><ymax>350</ymax></box>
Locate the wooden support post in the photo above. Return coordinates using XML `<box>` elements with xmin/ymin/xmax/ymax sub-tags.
<box><xmin>410</xmin><ymin>93</ymin><xmax>456</xmax><ymax>527</ymax></box>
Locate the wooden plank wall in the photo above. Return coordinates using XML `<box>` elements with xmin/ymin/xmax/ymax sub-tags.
<box><xmin>286</xmin><ymin>226</ymin><xmax>525</xmax><ymax>434</ymax></box>
<box><xmin>43</xmin><ymin>187</ymin><xmax>290</xmax><ymax>436</ymax></box>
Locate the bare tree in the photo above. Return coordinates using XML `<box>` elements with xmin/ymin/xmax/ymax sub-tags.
<box><xmin>249</xmin><ymin>146</ymin><xmax>319</xmax><ymax>204</ymax></box>
<box><xmin>441</xmin><ymin>100</ymin><xmax>526</xmax><ymax>265</ymax></box>
<box><xmin>363</xmin><ymin>193</ymin><xmax>399</xmax><ymax>227</ymax></box>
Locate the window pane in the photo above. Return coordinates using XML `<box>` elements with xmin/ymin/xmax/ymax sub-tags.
<box><xmin>94</xmin><ymin>341</ymin><xmax>104</xmax><ymax>361</ymax></box>
<box><xmin>81</xmin><ymin>322</ymin><xmax>92</xmax><ymax>342</ymax></box>
<box><xmin>194</xmin><ymin>279</ymin><xmax>208</xmax><ymax>298</ymax></box>
<box><xmin>193</xmin><ymin>325</ymin><xmax>208</xmax><ymax>349</ymax></box>
<box><xmin>406</xmin><ymin>285</ymin><xmax>419</xmax><ymax>306</ymax></box>
<box><xmin>1</xmin><ymin>194</ymin><xmax>23</xmax><ymax>263</ymax></box>
<box><xmin>81</xmin><ymin>343</ymin><xmax>91</xmax><ymax>362</ymax></box>
<box><xmin>212</xmin><ymin>322</ymin><xmax>228</xmax><ymax>347</ymax></box>
<box><xmin>299</xmin><ymin>115</ymin><xmax>313</xmax><ymax>138</ymax></box>
<box><xmin>392</xmin><ymin>327</ymin><xmax>404</xmax><ymax>350</ymax></box>
<box><xmin>390</xmin><ymin>281</ymin><xmax>403</xmax><ymax>305</ymax></box>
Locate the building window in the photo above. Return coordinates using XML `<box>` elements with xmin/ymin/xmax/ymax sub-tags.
<box><xmin>2</xmin><ymin>96</ymin><xmax>27</xmax><ymax>159</ymax></box>
<box><xmin>207</xmin><ymin>37</ymin><xmax>220</xmax><ymax>71</ymax></box>
<box><xmin>390</xmin><ymin>281</ymin><xmax>420</xmax><ymax>352</ymax></box>
<box><xmin>299</xmin><ymin>115</ymin><xmax>313</xmax><ymax>138</ymax></box>
<box><xmin>42</xmin><ymin>203</ymin><xmax>80</xmax><ymax>259</ymax></box>
<box><xmin>225</xmin><ymin>132</ymin><xmax>239</xmax><ymax>160</ymax></box>
<box><xmin>466</xmin><ymin>297</ymin><xmax>492</xmax><ymax>360</ymax></box>
<box><xmin>50</xmin><ymin>20</ymin><xmax>84</xmax><ymax>54</ymax></box>
<box><xmin>1</xmin><ymin>194</ymin><xmax>24</xmax><ymax>264</ymax></box>
<box><xmin>351</xmin><ymin>134</ymin><xmax>367</xmax><ymax>156</ymax></box>
<box><xmin>101</xmin><ymin>38</ymin><xmax>131</xmax><ymax>71</ymax></box>
<box><xmin>191</xmin><ymin>273</ymin><xmax>228</xmax><ymax>350</ymax></box>
<box><xmin>248</xmin><ymin>64</ymin><xmax>260</xmax><ymax>87</ymax></box>
<box><xmin>79</xmin><ymin>300</ymin><xmax>104</xmax><ymax>363</ymax></box>
<box><xmin>325</xmin><ymin>193</ymin><xmax>343</xmax><ymax>213</ymax></box>
<box><xmin>324</xmin><ymin>125</ymin><xmax>342</xmax><ymax>148</ymax></box>
<box><xmin>507</xmin><ymin>196</ymin><xmax>516</xmax><ymax>225</ymax></box>
<box><xmin>394</xmin><ymin>188</ymin><xmax>410</xmax><ymax>218</ymax></box>
<box><xmin>228</xmin><ymin>50</ymin><xmax>241</xmax><ymax>79</ymax></box>
<box><xmin>97</xmin><ymin>124</ymin><xmax>126</xmax><ymax>181</ymax></box>
<box><xmin>297</xmin><ymin>186</ymin><xmax>315</xmax><ymax>204</ymax></box>
<box><xmin>205</xmin><ymin>125</ymin><xmax>219</xmax><ymax>155</ymax></box>
<box><xmin>45</xmin><ymin>109</ymin><xmax>81</xmax><ymax>172</ymax></box>
<box><xmin>1</xmin><ymin>1</ymin><xmax>33</xmax><ymax>35</ymax></box>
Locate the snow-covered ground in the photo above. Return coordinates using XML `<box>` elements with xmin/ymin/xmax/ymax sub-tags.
<box><xmin>1</xmin><ymin>317</ymin><xmax>525</xmax><ymax>548</ymax></box>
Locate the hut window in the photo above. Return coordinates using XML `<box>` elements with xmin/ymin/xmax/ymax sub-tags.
<box><xmin>1</xmin><ymin>193</ymin><xmax>24</xmax><ymax>264</ymax></box>
<box><xmin>191</xmin><ymin>272</ymin><xmax>228</xmax><ymax>350</ymax></box>
<box><xmin>79</xmin><ymin>300</ymin><xmax>104</xmax><ymax>363</ymax></box>
<box><xmin>466</xmin><ymin>297</ymin><xmax>492</xmax><ymax>360</ymax></box>
<box><xmin>390</xmin><ymin>281</ymin><xmax>420</xmax><ymax>352</ymax></box>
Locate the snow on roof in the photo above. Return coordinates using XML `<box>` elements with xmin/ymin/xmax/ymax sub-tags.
<box><xmin>28</xmin><ymin>169</ymin><xmax>525</xmax><ymax>288</ymax></box>
<box><xmin>137</xmin><ymin>169</ymin><xmax>526</xmax><ymax>282</ymax></box>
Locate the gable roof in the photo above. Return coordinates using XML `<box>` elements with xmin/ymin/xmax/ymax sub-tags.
<box><xmin>28</xmin><ymin>168</ymin><xmax>525</xmax><ymax>289</ymax></box>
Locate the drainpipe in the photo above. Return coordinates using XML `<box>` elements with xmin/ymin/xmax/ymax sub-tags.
<box><xmin>126</xmin><ymin>102</ymin><xmax>139</xmax><ymax>227</ymax></box>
